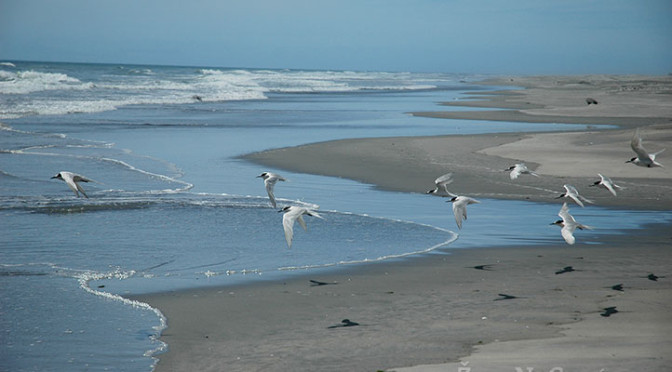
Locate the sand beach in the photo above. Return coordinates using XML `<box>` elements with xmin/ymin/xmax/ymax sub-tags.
<box><xmin>137</xmin><ymin>75</ymin><xmax>672</xmax><ymax>371</ymax></box>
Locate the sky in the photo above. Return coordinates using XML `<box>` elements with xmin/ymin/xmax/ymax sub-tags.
<box><xmin>1</xmin><ymin>0</ymin><xmax>671</xmax><ymax>74</ymax></box>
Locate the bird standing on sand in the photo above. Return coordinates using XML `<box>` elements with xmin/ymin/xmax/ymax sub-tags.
<box><xmin>51</xmin><ymin>171</ymin><xmax>94</xmax><ymax>198</ymax></box>
<box><xmin>505</xmin><ymin>163</ymin><xmax>540</xmax><ymax>180</ymax></box>
<box><xmin>257</xmin><ymin>172</ymin><xmax>286</xmax><ymax>208</ymax></box>
<box><xmin>426</xmin><ymin>172</ymin><xmax>455</xmax><ymax>196</ymax></box>
<box><xmin>627</xmin><ymin>128</ymin><xmax>665</xmax><ymax>168</ymax></box>
<box><xmin>279</xmin><ymin>205</ymin><xmax>324</xmax><ymax>248</ymax></box>
<box><xmin>448</xmin><ymin>196</ymin><xmax>479</xmax><ymax>230</ymax></box>
<box><xmin>589</xmin><ymin>173</ymin><xmax>622</xmax><ymax>196</ymax></box>
<box><xmin>551</xmin><ymin>203</ymin><xmax>593</xmax><ymax>245</ymax></box>
<box><xmin>556</xmin><ymin>184</ymin><xmax>593</xmax><ymax>207</ymax></box>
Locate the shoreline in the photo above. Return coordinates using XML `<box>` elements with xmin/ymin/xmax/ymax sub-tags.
<box><xmin>137</xmin><ymin>225</ymin><xmax>672</xmax><ymax>372</ymax></box>
<box><xmin>137</xmin><ymin>75</ymin><xmax>672</xmax><ymax>371</ymax></box>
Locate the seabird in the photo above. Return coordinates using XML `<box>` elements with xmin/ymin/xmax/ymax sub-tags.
<box><xmin>505</xmin><ymin>163</ymin><xmax>540</xmax><ymax>180</ymax></box>
<box><xmin>426</xmin><ymin>172</ymin><xmax>456</xmax><ymax>196</ymax></box>
<box><xmin>589</xmin><ymin>173</ymin><xmax>622</xmax><ymax>196</ymax></box>
<box><xmin>555</xmin><ymin>266</ymin><xmax>575</xmax><ymax>275</ymax></box>
<box><xmin>626</xmin><ymin>128</ymin><xmax>665</xmax><ymax>168</ymax></box>
<box><xmin>556</xmin><ymin>184</ymin><xmax>593</xmax><ymax>207</ymax></box>
<box><xmin>551</xmin><ymin>203</ymin><xmax>593</xmax><ymax>245</ymax></box>
<box><xmin>257</xmin><ymin>172</ymin><xmax>286</xmax><ymax>208</ymax></box>
<box><xmin>447</xmin><ymin>196</ymin><xmax>480</xmax><ymax>229</ymax></box>
<box><xmin>51</xmin><ymin>171</ymin><xmax>94</xmax><ymax>198</ymax></box>
<box><xmin>279</xmin><ymin>205</ymin><xmax>324</xmax><ymax>248</ymax></box>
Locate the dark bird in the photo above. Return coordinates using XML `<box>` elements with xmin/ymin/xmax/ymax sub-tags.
<box><xmin>611</xmin><ymin>284</ymin><xmax>624</xmax><ymax>292</ymax></box>
<box><xmin>494</xmin><ymin>293</ymin><xmax>518</xmax><ymax>301</ymax></box>
<box><xmin>585</xmin><ymin>98</ymin><xmax>598</xmax><ymax>105</ymax></box>
<box><xmin>555</xmin><ymin>266</ymin><xmax>575</xmax><ymax>275</ymax></box>
<box><xmin>327</xmin><ymin>319</ymin><xmax>359</xmax><ymax>329</ymax></box>
<box><xmin>600</xmin><ymin>306</ymin><xmax>618</xmax><ymax>317</ymax></box>
<box><xmin>309</xmin><ymin>279</ymin><xmax>337</xmax><ymax>286</ymax></box>
<box><xmin>469</xmin><ymin>264</ymin><xmax>494</xmax><ymax>271</ymax></box>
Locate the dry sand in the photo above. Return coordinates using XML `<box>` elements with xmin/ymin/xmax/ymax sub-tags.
<box><xmin>137</xmin><ymin>75</ymin><xmax>672</xmax><ymax>371</ymax></box>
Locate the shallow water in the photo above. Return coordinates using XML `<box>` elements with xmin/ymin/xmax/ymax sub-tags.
<box><xmin>1</xmin><ymin>61</ymin><xmax>669</xmax><ymax>371</ymax></box>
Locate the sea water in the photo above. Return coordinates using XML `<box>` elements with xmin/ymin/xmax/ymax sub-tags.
<box><xmin>1</xmin><ymin>61</ymin><xmax>670</xmax><ymax>371</ymax></box>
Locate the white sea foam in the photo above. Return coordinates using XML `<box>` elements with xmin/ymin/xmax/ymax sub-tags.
<box><xmin>0</xmin><ymin>65</ymin><xmax>451</xmax><ymax>119</ymax></box>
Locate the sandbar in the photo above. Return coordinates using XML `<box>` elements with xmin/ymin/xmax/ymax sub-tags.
<box><xmin>137</xmin><ymin>75</ymin><xmax>672</xmax><ymax>371</ymax></box>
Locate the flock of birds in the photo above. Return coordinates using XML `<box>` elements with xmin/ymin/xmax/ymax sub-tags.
<box><xmin>52</xmin><ymin>128</ymin><xmax>664</xmax><ymax>248</ymax></box>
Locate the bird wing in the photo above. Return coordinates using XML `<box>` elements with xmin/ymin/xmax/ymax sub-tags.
<box><xmin>509</xmin><ymin>167</ymin><xmax>521</xmax><ymax>180</ymax></box>
<box><xmin>434</xmin><ymin>172</ymin><xmax>453</xmax><ymax>186</ymax></box>
<box><xmin>265</xmin><ymin>180</ymin><xmax>277</xmax><ymax>208</ymax></box>
<box><xmin>564</xmin><ymin>185</ymin><xmax>585</xmax><ymax>207</ymax></box>
<box><xmin>282</xmin><ymin>212</ymin><xmax>298</xmax><ymax>248</ymax></box>
<box><xmin>452</xmin><ymin>199</ymin><xmax>467</xmax><ymax>229</ymax></box>
<box><xmin>604</xmin><ymin>180</ymin><xmax>617</xmax><ymax>196</ymax></box>
<box><xmin>61</xmin><ymin>173</ymin><xmax>83</xmax><ymax>197</ymax></box>
<box><xmin>297</xmin><ymin>215</ymin><xmax>308</xmax><ymax>231</ymax></box>
<box><xmin>561</xmin><ymin>225</ymin><xmax>576</xmax><ymax>245</ymax></box>
<box><xmin>75</xmin><ymin>182</ymin><xmax>89</xmax><ymax>198</ymax></box>
<box><xmin>630</xmin><ymin>129</ymin><xmax>650</xmax><ymax>160</ymax></box>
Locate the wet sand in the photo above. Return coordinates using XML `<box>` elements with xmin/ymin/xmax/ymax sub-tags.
<box><xmin>137</xmin><ymin>75</ymin><xmax>672</xmax><ymax>371</ymax></box>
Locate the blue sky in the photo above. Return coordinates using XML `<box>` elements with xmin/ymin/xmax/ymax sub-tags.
<box><xmin>1</xmin><ymin>0</ymin><xmax>671</xmax><ymax>74</ymax></box>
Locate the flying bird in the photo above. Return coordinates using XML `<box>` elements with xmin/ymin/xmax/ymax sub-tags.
<box><xmin>257</xmin><ymin>172</ymin><xmax>286</xmax><ymax>208</ymax></box>
<box><xmin>505</xmin><ymin>163</ymin><xmax>540</xmax><ymax>180</ymax></box>
<box><xmin>589</xmin><ymin>174</ymin><xmax>622</xmax><ymax>196</ymax></box>
<box><xmin>426</xmin><ymin>172</ymin><xmax>456</xmax><ymax>196</ymax></box>
<box><xmin>551</xmin><ymin>203</ymin><xmax>593</xmax><ymax>245</ymax></box>
<box><xmin>626</xmin><ymin>128</ymin><xmax>665</xmax><ymax>168</ymax></box>
<box><xmin>447</xmin><ymin>196</ymin><xmax>480</xmax><ymax>229</ymax></box>
<box><xmin>279</xmin><ymin>205</ymin><xmax>324</xmax><ymax>248</ymax></box>
<box><xmin>556</xmin><ymin>184</ymin><xmax>593</xmax><ymax>207</ymax></box>
<box><xmin>51</xmin><ymin>171</ymin><xmax>95</xmax><ymax>198</ymax></box>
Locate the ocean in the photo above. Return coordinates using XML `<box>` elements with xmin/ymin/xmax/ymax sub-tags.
<box><xmin>1</xmin><ymin>61</ymin><xmax>669</xmax><ymax>371</ymax></box>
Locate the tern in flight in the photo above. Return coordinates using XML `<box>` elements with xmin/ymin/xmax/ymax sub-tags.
<box><xmin>51</xmin><ymin>171</ymin><xmax>95</xmax><ymax>198</ymax></box>
<box><xmin>505</xmin><ymin>163</ymin><xmax>540</xmax><ymax>180</ymax></box>
<box><xmin>426</xmin><ymin>172</ymin><xmax>456</xmax><ymax>196</ymax></box>
<box><xmin>626</xmin><ymin>128</ymin><xmax>664</xmax><ymax>167</ymax></box>
<box><xmin>556</xmin><ymin>184</ymin><xmax>593</xmax><ymax>207</ymax></box>
<box><xmin>551</xmin><ymin>203</ymin><xmax>593</xmax><ymax>245</ymax></box>
<box><xmin>590</xmin><ymin>173</ymin><xmax>622</xmax><ymax>196</ymax></box>
<box><xmin>279</xmin><ymin>205</ymin><xmax>324</xmax><ymax>248</ymax></box>
<box><xmin>257</xmin><ymin>172</ymin><xmax>286</xmax><ymax>208</ymax></box>
<box><xmin>447</xmin><ymin>196</ymin><xmax>480</xmax><ymax>229</ymax></box>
